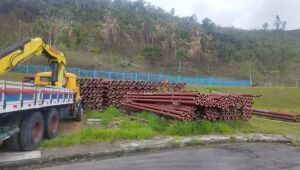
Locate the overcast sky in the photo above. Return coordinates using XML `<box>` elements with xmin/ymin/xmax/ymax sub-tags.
<box><xmin>145</xmin><ymin>0</ymin><xmax>300</xmax><ymax>30</ymax></box>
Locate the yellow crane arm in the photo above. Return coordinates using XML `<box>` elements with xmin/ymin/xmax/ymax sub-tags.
<box><xmin>0</xmin><ymin>38</ymin><xmax>66</xmax><ymax>87</ymax></box>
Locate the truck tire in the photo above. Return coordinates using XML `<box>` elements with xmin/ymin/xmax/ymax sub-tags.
<box><xmin>20</xmin><ymin>111</ymin><xmax>44</xmax><ymax>151</ymax></box>
<box><xmin>58</xmin><ymin>105</ymin><xmax>70</xmax><ymax>120</ymax></box>
<box><xmin>5</xmin><ymin>133</ymin><xmax>21</xmax><ymax>151</ymax></box>
<box><xmin>75</xmin><ymin>102</ymin><xmax>83</xmax><ymax>122</ymax></box>
<box><xmin>44</xmin><ymin>108</ymin><xmax>59</xmax><ymax>139</ymax></box>
<box><xmin>4</xmin><ymin>113</ymin><xmax>22</xmax><ymax>151</ymax></box>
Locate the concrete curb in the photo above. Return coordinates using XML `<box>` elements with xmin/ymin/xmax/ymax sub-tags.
<box><xmin>1</xmin><ymin>133</ymin><xmax>298</xmax><ymax>169</ymax></box>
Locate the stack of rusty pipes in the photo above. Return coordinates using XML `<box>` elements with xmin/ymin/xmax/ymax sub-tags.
<box><xmin>77</xmin><ymin>78</ymin><xmax>186</xmax><ymax>109</ymax></box>
<box><xmin>122</xmin><ymin>91</ymin><xmax>255</xmax><ymax>121</ymax></box>
<box><xmin>77</xmin><ymin>78</ymin><xmax>104</xmax><ymax>110</ymax></box>
<box><xmin>102</xmin><ymin>80</ymin><xmax>186</xmax><ymax>107</ymax></box>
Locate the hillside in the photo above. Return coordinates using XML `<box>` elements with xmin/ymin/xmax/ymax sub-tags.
<box><xmin>0</xmin><ymin>0</ymin><xmax>300</xmax><ymax>86</ymax></box>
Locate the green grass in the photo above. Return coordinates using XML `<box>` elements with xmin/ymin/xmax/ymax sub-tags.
<box><xmin>292</xmin><ymin>141</ymin><xmax>300</xmax><ymax>147</ymax></box>
<box><xmin>43</xmin><ymin>107</ymin><xmax>251</xmax><ymax>148</ymax></box>
<box><xmin>42</xmin><ymin>127</ymin><xmax>155</xmax><ymax>148</ymax></box>
<box><xmin>43</xmin><ymin>86</ymin><xmax>300</xmax><ymax>148</ymax></box>
<box><xmin>188</xmin><ymin>85</ymin><xmax>300</xmax><ymax>114</ymax></box>
<box><xmin>247</xmin><ymin>117</ymin><xmax>300</xmax><ymax>135</ymax></box>
<box><xmin>43</xmin><ymin>105</ymin><xmax>300</xmax><ymax>148</ymax></box>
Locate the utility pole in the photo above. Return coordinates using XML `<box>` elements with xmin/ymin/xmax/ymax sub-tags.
<box><xmin>18</xmin><ymin>19</ymin><xmax>23</xmax><ymax>41</ymax></box>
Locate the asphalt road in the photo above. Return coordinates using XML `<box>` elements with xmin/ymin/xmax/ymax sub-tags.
<box><xmin>39</xmin><ymin>143</ymin><xmax>300</xmax><ymax>170</ymax></box>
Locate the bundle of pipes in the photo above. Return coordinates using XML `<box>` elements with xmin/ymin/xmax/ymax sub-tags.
<box><xmin>122</xmin><ymin>91</ymin><xmax>255</xmax><ymax>121</ymax></box>
<box><xmin>77</xmin><ymin>78</ymin><xmax>186</xmax><ymax>109</ymax></box>
<box><xmin>249</xmin><ymin>109</ymin><xmax>300</xmax><ymax>122</ymax></box>
<box><xmin>77</xmin><ymin>78</ymin><xmax>104</xmax><ymax>110</ymax></box>
<box><xmin>102</xmin><ymin>81</ymin><xmax>186</xmax><ymax>107</ymax></box>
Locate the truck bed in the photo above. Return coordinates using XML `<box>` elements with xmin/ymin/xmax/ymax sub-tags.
<box><xmin>0</xmin><ymin>80</ymin><xmax>74</xmax><ymax>114</ymax></box>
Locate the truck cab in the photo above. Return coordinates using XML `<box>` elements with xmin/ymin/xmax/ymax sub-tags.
<box><xmin>34</xmin><ymin>72</ymin><xmax>80</xmax><ymax>101</ymax></box>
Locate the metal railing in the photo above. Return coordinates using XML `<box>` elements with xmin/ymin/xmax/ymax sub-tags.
<box><xmin>10</xmin><ymin>64</ymin><xmax>251</xmax><ymax>87</ymax></box>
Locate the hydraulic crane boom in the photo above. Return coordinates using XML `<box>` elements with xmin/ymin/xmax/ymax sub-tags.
<box><xmin>0</xmin><ymin>38</ymin><xmax>66</xmax><ymax>87</ymax></box>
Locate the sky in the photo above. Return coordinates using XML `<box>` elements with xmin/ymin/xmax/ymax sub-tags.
<box><xmin>145</xmin><ymin>0</ymin><xmax>300</xmax><ymax>30</ymax></box>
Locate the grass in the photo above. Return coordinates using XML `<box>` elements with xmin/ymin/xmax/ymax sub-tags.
<box><xmin>292</xmin><ymin>141</ymin><xmax>300</xmax><ymax>147</ymax></box>
<box><xmin>43</xmin><ymin>106</ymin><xmax>300</xmax><ymax>148</ymax></box>
<box><xmin>43</xmin><ymin>107</ymin><xmax>253</xmax><ymax>148</ymax></box>
<box><xmin>43</xmin><ymin>86</ymin><xmax>300</xmax><ymax>148</ymax></box>
<box><xmin>248</xmin><ymin>117</ymin><xmax>300</xmax><ymax>135</ymax></box>
<box><xmin>188</xmin><ymin>85</ymin><xmax>300</xmax><ymax>114</ymax></box>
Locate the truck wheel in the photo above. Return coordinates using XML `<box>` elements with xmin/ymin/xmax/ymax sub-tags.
<box><xmin>5</xmin><ymin>133</ymin><xmax>21</xmax><ymax>151</ymax></box>
<box><xmin>44</xmin><ymin>108</ymin><xmax>59</xmax><ymax>139</ymax></box>
<box><xmin>75</xmin><ymin>107</ymin><xmax>83</xmax><ymax>122</ymax></box>
<box><xmin>75</xmin><ymin>101</ymin><xmax>83</xmax><ymax>122</ymax></box>
<box><xmin>58</xmin><ymin>105</ymin><xmax>70</xmax><ymax>120</ymax></box>
<box><xmin>20</xmin><ymin>111</ymin><xmax>44</xmax><ymax>151</ymax></box>
<box><xmin>4</xmin><ymin>113</ymin><xmax>22</xmax><ymax>151</ymax></box>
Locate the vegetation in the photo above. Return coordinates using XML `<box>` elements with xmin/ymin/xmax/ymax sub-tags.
<box><xmin>42</xmin><ymin>106</ymin><xmax>300</xmax><ymax>148</ymax></box>
<box><xmin>1</xmin><ymin>0</ymin><xmax>300</xmax><ymax>85</ymax></box>
<box><xmin>292</xmin><ymin>140</ymin><xmax>300</xmax><ymax>147</ymax></box>
<box><xmin>188</xmin><ymin>85</ymin><xmax>300</xmax><ymax>114</ymax></box>
<box><xmin>42</xmin><ymin>107</ymin><xmax>249</xmax><ymax>148</ymax></box>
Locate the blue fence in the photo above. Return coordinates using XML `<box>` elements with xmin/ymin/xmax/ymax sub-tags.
<box><xmin>10</xmin><ymin>64</ymin><xmax>251</xmax><ymax>87</ymax></box>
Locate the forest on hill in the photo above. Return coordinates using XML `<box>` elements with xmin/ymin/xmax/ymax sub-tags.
<box><xmin>0</xmin><ymin>0</ymin><xmax>300</xmax><ymax>86</ymax></box>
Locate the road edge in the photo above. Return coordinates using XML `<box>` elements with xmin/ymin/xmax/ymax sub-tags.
<box><xmin>1</xmin><ymin>133</ymin><xmax>299</xmax><ymax>169</ymax></box>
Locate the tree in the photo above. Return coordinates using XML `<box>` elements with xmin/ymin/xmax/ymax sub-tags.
<box><xmin>273</xmin><ymin>15</ymin><xmax>287</xmax><ymax>30</ymax></box>
<box><xmin>281</xmin><ymin>21</ymin><xmax>287</xmax><ymax>30</ymax></box>
<box><xmin>36</xmin><ymin>4</ymin><xmax>71</xmax><ymax>46</ymax></box>
<box><xmin>176</xmin><ymin>48</ymin><xmax>187</xmax><ymax>73</ymax></box>
<box><xmin>274</xmin><ymin>15</ymin><xmax>282</xmax><ymax>30</ymax></box>
<box><xmin>202</xmin><ymin>18</ymin><xmax>216</xmax><ymax>32</ymax></box>
<box><xmin>170</xmin><ymin>8</ymin><xmax>175</xmax><ymax>16</ymax></box>
<box><xmin>262</xmin><ymin>23</ymin><xmax>269</xmax><ymax>30</ymax></box>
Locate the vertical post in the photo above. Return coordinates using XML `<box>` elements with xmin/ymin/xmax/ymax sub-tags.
<box><xmin>26</xmin><ymin>65</ymin><xmax>29</xmax><ymax>74</ymax></box>
<box><xmin>93</xmin><ymin>70</ymin><xmax>96</xmax><ymax>78</ymax></box>
<box><xmin>147</xmin><ymin>74</ymin><xmax>150</xmax><ymax>82</ymax></box>
<box><xmin>249</xmin><ymin>64</ymin><xmax>252</xmax><ymax>87</ymax></box>
<box><xmin>108</xmin><ymin>72</ymin><xmax>111</xmax><ymax>80</ymax></box>
<box><xmin>2</xmin><ymin>81</ymin><xmax>6</xmax><ymax>110</ymax></box>
<box><xmin>159</xmin><ymin>74</ymin><xmax>163</xmax><ymax>82</ymax></box>
<box><xmin>20</xmin><ymin>83</ymin><xmax>23</xmax><ymax>108</ymax></box>
<box><xmin>33</xmin><ymin>86</ymin><xmax>36</xmax><ymax>106</ymax></box>
<box><xmin>135</xmin><ymin>73</ymin><xmax>138</xmax><ymax>81</ymax></box>
<box><xmin>123</xmin><ymin>72</ymin><xmax>125</xmax><ymax>80</ymax></box>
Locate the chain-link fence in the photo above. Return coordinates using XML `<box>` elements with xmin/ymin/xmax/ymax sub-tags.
<box><xmin>10</xmin><ymin>64</ymin><xmax>251</xmax><ymax>87</ymax></box>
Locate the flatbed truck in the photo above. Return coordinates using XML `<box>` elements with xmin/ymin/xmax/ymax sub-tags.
<box><xmin>0</xmin><ymin>38</ymin><xmax>82</xmax><ymax>151</ymax></box>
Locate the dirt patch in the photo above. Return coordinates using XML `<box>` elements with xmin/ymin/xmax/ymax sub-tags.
<box><xmin>59</xmin><ymin>120</ymin><xmax>84</xmax><ymax>134</ymax></box>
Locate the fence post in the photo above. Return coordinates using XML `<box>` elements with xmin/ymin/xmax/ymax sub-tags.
<box><xmin>108</xmin><ymin>72</ymin><xmax>111</xmax><ymax>80</ymax></box>
<box><xmin>147</xmin><ymin>74</ymin><xmax>150</xmax><ymax>82</ymax></box>
<box><xmin>26</xmin><ymin>65</ymin><xmax>29</xmax><ymax>73</ymax></box>
<box><xmin>123</xmin><ymin>72</ymin><xmax>125</xmax><ymax>80</ymax></box>
<box><xmin>135</xmin><ymin>74</ymin><xmax>138</xmax><ymax>81</ymax></box>
<box><xmin>93</xmin><ymin>70</ymin><xmax>96</xmax><ymax>78</ymax></box>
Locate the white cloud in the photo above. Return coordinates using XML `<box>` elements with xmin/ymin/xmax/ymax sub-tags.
<box><xmin>145</xmin><ymin>0</ymin><xmax>300</xmax><ymax>30</ymax></box>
